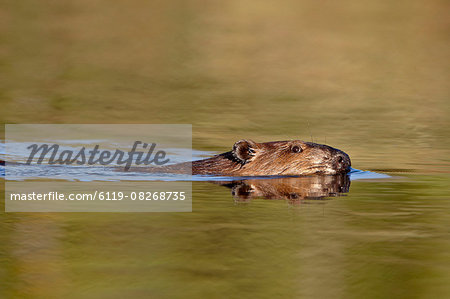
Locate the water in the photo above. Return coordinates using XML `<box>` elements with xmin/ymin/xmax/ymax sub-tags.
<box><xmin>1</xmin><ymin>0</ymin><xmax>449</xmax><ymax>298</ymax></box>
<box><xmin>1</xmin><ymin>145</ymin><xmax>448</xmax><ymax>298</ymax></box>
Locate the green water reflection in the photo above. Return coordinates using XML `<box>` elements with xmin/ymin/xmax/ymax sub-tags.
<box><xmin>1</xmin><ymin>175</ymin><xmax>449</xmax><ymax>298</ymax></box>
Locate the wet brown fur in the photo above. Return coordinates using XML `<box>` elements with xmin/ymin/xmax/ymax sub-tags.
<box><xmin>157</xmin><ymin>140</ymin><xmax>351</xmax><ymax>176</ymax></box>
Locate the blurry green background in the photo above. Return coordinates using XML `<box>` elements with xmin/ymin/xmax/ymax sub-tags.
<box><xmin>1</xmin><ymin>0</ymin><xmax>449</xmax><ymax>170</ymax></box>
<box><xmin>1</xmin><ymin>0</ymin><xmax>449</xmax><ymax>298</ymax></box>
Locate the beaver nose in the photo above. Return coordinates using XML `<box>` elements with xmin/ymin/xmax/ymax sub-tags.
<box><xmin>334</xmin><ymin>153</ymin><xmax>351</xmax><ymax>172</ymax></box>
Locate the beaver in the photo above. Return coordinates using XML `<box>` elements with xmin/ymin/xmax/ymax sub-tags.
<box><xmin>2</xmin><ymin>139</ymin><xmax>351</xmax><ymax>177</ymax></box>
<box><xmin>156</xmin><ymin>139</ymin><xmax>351</xmax><ymax>176</ymax></box>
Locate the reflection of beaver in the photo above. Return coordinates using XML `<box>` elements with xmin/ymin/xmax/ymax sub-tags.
<box><xmin>162</xmin><ymin>139</ymin><xmax>351</xmax><ymax>176</ymax></box>
<box><xmin>218</xmin><ymin>175</ymin><xmax>350</xmax><ymax>201</ymax></box>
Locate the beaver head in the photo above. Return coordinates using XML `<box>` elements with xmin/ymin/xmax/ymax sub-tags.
<box><xmin>225</xmin><ymin>139</ymin><xmax>351</xmax><ymax>176</ymax></box>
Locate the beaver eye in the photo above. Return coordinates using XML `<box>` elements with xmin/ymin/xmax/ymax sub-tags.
<box><xmin>291</xmin><ymin>145</ymin><xmax>302</xmax><ymax>153</ymax></box>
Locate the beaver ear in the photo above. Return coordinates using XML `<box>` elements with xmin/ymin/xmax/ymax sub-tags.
<box><xmin>232</xmin><ymin>140</ymin><xmax>256</xmax><ymax>163</ymax></box>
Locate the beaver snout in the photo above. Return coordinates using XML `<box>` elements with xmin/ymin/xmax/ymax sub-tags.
<box><xmin>333</xmin><ymin>152</ymin><xmax>351</xmax><ymax>173</ymax></box>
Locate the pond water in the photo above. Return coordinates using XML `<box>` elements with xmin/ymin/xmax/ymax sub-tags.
<box><xmin>1</xmin><ymin>144</ymin><xmax>448</xmax><ymax>298</ymax></box>
<box><xmin>1</xmin><ymin>0</ymin><xmax>449</xmax><ymax>298</ymax></box>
